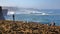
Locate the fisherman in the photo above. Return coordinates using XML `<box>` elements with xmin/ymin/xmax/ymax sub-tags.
<box><xmin>13</xmin><ymin>14</ymin><xmax>15</xmax><ymax>23</ymax></box>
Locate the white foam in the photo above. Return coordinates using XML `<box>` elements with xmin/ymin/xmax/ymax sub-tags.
<box><xmin>7</xmin><ymin>9</ymin><xmax>49</xmax><ymax>15</ymax></box>
<box><xmin>7</xmin><ymin>11</ymin><xmax>15</xmax><ymax>15</ymax></box>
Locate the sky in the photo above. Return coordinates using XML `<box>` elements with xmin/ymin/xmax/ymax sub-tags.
<box><xmin>0</xmin><ymin>0</ymin><xmax>60</xmax><ymax>9</ymax></box>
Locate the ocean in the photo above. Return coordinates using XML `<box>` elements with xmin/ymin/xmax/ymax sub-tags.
<box><xmin>4</xmin><ymin>14</ymin><xmax>60</xmax><ymax>26</ymax></box>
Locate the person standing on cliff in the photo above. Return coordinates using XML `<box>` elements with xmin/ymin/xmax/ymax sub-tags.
<box><xmin>13</xmin><ymin>14</ymin><xmax>15</xmax><ymax>23</ymax></box>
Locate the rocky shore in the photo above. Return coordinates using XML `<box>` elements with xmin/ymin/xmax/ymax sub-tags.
<box><xmin>0</xmin><ymin>20</ymin><xmax>60</xmax><ymax>34</ymax></box>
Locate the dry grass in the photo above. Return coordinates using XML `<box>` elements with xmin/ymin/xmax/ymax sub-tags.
<box><xmin>0</xmin><ymin>20</ymin><xmax>60</xmax><ymax>34</ymax></box>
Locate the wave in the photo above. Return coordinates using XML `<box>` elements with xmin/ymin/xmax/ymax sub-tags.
<box><xmin>3</xmin><ymin>6</ymin><xmax>60</xmax><ymax>15</ymax></box>
<box><xmin>7</xmin><ymin>10</ymin><xmax>49</xmax><ymax>15</ymax></box>
<box><xmin>7</xmin><ymin>11</ymin><xmax>15</xmax><ymax>15</ymax></box>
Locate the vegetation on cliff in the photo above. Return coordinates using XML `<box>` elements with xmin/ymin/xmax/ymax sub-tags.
<box><xmin>0</xmin><ymin>20</ymin><xmax>60</xmax><ymax>34</ymax></box>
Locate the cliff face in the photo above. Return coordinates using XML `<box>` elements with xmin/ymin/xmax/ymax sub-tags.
<box><xmin>2</xmin><ymin>9</ymin><xmax>8</xmax><ymax>16</ymax></box>
<box><xmin>0</xmin><ymin>6</ymin><xmax>5</xmax><ymax>20</ymax></box>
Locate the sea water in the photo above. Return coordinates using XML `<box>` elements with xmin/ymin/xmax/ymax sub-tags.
<box><xmin>4</xmin><ymin>14</ymin><xmax>60</xmax><ymax>26</ymax></box>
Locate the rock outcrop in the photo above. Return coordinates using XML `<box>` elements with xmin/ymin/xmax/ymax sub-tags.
<box><xmin>0</xmin><ymin>6</ymin><xmax>5</xmax><ymax>20</ymax></box>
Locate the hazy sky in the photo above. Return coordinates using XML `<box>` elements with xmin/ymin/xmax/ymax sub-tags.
<box><xmin>0</xmin><ymin>0</ymin><xmax>60</xmax><ymax>9</ymax></box>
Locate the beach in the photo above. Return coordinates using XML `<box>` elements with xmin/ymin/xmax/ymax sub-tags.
<box><xmin>0</xmin><ymin>20</ymin><xmax>60</xmax><ymax>34</ymax></box>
